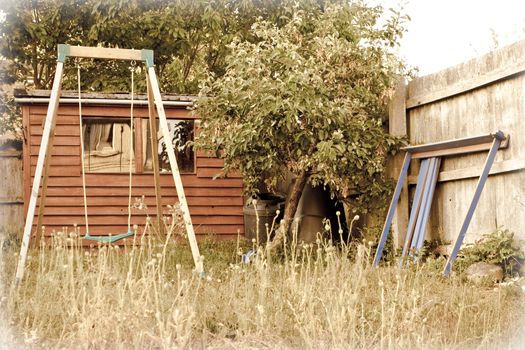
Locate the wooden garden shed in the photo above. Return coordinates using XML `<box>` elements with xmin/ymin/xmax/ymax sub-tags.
<box><xmin>15</xmin><ymin>89</ymin><xmax>244</xmax><ymax>240</ymax></box>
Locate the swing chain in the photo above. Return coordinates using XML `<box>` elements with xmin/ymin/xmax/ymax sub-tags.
<box><xmin>76</xmin><ymin>56</ymin><xmax>90</xmax><ymax>236</ymax></box>
<box><xmin>127</xmin><ymin>59</ymin><xmax>135</xmax><ymax>233</ymax></box>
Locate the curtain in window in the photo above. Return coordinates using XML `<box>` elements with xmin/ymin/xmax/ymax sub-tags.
<box><xmin>82</xmin><ymin>121</ymin><xmax>135</xmax><ymax>172</ymax></box>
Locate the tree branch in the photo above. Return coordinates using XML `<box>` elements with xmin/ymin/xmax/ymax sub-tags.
<box><xmin>267</xmin><ymin>166</ymin><xmax>309</xmax><ymax>252</ymax></box>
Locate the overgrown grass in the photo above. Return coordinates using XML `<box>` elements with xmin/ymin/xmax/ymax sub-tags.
<box><xmin>1</xmin><ymin>222</ymin><xmax>524</xmax><ymax>349</ymax></box>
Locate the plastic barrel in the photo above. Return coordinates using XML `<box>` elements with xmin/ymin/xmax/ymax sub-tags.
<box><xmin>243</xmin><ymin>193</ymin><xmax>284</xmax><ymax>244</ymax></box>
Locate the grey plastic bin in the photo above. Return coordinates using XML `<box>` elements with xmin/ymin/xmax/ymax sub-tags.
<box><xmin>243</xmin><ymin>193</ymin><xmax>284</xmax><ymax>243</ymax></box>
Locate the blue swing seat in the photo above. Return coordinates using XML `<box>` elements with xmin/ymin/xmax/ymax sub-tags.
<box><xmin>83</xmin><ymin>231</ymin><xmax>134</xmax><ymax>244</ymax></box>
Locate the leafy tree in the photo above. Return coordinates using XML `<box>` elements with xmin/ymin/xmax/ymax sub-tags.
<box><xmin>0</xmin><ymin>0</ymin><xmax>91</xmax><ymax>89</ymax></box>
<box><xmin>0</xmin><ymin>91</ymin><xmax>21</xmax><ymax>137</ymax></box>
<box><xmin>195</xmin><ymin>2</ymin><xmax>409</xmax><ymax>248</ymax></box>
<box><xmin>79</xmin><ymin>0</ymin><xmax>336</xmax><ymax>92</ymax></box>
<box><xmin>0</xmin><ymin>0</ymin><xmax>331</xmax><ymax>92</ymax></box>
<box><xmin>0</xmin><ymin>61</ymin><xmax>21</xmax><ymax>137</ymax></box>
<box><xmin>0</xmin><ymin>0</ymin><xmax>356</xmax><ymax>137</ymax></box>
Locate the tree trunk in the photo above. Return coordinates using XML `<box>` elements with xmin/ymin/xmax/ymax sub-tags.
<box><xmin>267</xmin><ymin>168</ymin><xmax>309</xmax><ymax>251</ymax></box>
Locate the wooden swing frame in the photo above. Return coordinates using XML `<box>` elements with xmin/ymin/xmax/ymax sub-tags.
<box><xmin>15</xmin><ymin>45</ymin><xmax>203</xmax><ymax>282</ymax></box>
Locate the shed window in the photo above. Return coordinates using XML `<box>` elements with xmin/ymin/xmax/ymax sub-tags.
<box><xmin>82</xmin><ymin>118</ymin><xmax>135</xmax><ymax>173</ymax></box>
<box><xmin>143</xmin><ymin>120</ymin><xmax>195</xmax><ymax>173</ymax></box>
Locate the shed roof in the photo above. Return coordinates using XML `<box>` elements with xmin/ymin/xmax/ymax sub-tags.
<box><xmin>14</xmin><ymin>89</ymin><xmax>197</xmax><ymax>106</ymax></box>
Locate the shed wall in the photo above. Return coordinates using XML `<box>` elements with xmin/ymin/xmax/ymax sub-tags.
<box><xmin>24</xmin><ymin>103</ymin><xmax>244</xmax><ymax>240</ymax></box>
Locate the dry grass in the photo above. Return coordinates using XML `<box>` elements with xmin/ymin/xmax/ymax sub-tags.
<box><xmin>1</xmin><ymin>222</ymin><xmax>524</xmax><ymax>349</ymax></box>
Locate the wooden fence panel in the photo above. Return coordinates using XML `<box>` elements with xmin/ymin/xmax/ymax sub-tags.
<box><xmin>0</xmin><ymin>148</ymin><xmax>23</xmax><ymax>235</ymax></box>
<box><xmin>390</xmin><ymin>39</ymin><xmax>525</xmax><ymax>247</ymax></box>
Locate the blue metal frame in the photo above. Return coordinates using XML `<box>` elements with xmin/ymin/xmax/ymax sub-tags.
<box><xmin>377</xmin><ymin>131</ymin><xmax>506</xmax><ymax>271</ymax></box>
<box><xmin>443</xmin><ymin>135</ymin><xmax>503</xmax><ymax>276</ymax></box>
<box><xmin>399</xmin><ymin>158</ymin><xmax>430</xmax><ymax>266</ymax></box>
<box><xmin>373</xmin><ymin>152</ymin><xmax>412</xmax><ymax>266</ymax></box>
<box><xmin>413</xmin><ymin>157</ymin><xmax>441</xmax><ymax>254</ymax></box>
<box><xmin>410</xmin><ymin>158</ymin><xmax>436</xmax><ymax>251</ymax></box>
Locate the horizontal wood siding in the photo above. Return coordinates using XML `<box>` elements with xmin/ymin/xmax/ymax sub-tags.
<box><xmin>24</xmin><ymin>103</ymin><xmax>244</xmax><ymax>240</ymax></box>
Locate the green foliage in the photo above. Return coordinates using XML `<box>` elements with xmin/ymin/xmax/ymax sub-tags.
<box><xmin>456</xmin><ymin>228</ymin><xmax>525</xmax><ymax>275</ymax></box>
<box><xmin>0</xmin><ymin>0</ymin><xmax>355</xmax><ymax>137</ymax></box>
<box><xmin>0</xmin><ymin>0</ymin><xmax>343</xmax><ymax>92</ymax></box>
<box><xmin>0</xmin><ymin>0</ymin><xmax>92</xmax><ymax>88</ymax></box>
<box><xmin>0</xmin><ymin>91</ymin><xmax>21</xmax><ymax>137</ymax></box>
<box><xmin>195</xmin><ymin>2</ymin><xmax>409</xmax><ymax>215</ymax></box>
<box><xmin>0</xmin><ymin>0</ymin><xmax>219</xmax><ymax>92</ymax></box>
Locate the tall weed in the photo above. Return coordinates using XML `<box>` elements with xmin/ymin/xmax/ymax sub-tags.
<box><xmin>1</xmin><ymin>223</ymin><xmax>524</xmax><ymax>349</ymax></box>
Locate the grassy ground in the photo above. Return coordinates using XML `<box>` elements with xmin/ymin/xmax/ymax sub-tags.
<box><xmin>1</xmin><ymin>224</ymin><xmax>524</xmax><ymax>349</ymax></box>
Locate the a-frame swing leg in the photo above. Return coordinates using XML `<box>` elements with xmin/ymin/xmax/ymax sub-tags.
<box><xmin>146</xmin><ymin>67</ymin><xmax>203</xmax><ymax>274</ymax></box>
<box><xmin>15</xmin><ymin>62</ymin><xmax>64</xmax><ymax>282</ymax></box>
<box><xmin>34</xmin><ymin>110</ymin><xmax>66</xmax><ymax>248</ymax></box>
<box><xmin>146</xmin><ymin>73</ymin><xmax>164</xmax><ymax>235</ymax></box>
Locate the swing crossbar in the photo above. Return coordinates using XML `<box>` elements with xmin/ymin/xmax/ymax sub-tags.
<box><xmin>83</xmin><ymin>231</ymin><xmax>134</xmax><ymax>244</ymax></box>
<box><xmin>58</xmin><ymin>44</ymin><xmax>154</xmax><ymax>67</ymax></box>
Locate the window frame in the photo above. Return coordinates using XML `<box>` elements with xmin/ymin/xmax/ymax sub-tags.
<box><xmin>80</xmin><ymin>114</ymin><xmax>197</xmax><ymax>175</ymax></box>
<box><xmin>142</xmin><ymin>118</ymin><xmax>197</xmax><ymax>175</ymax></box>
<box><xmin>81</xmin><ymin>116</ymin><xmax>137</xmax><ymax>174</ymax></box>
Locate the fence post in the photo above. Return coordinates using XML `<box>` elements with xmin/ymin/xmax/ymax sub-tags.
<box><xmin>0</xmin><ymin>145</ymin><xmax>23</xmax><ymax>236</ymax></box>
<box><xmin>388</xmin><ymin>80</ymin><xmax>409</xmax><ymax>248</ymax></box>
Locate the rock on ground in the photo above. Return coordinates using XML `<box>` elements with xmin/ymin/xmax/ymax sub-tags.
<box><xmin>466</xmin><ymin>262</ymin><xmax>504</xmax><ymax>285</ymax></box>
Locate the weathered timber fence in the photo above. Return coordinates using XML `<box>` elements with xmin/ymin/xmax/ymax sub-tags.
<box><xmin>0</xmin><ymin>136</ymin><xmax>23</xmax><ymax>235</ymax></box>
<box><xmin>389</xmin><ymin>39</ymin><xmax>525</xmax><ymax>247</ymax></box>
